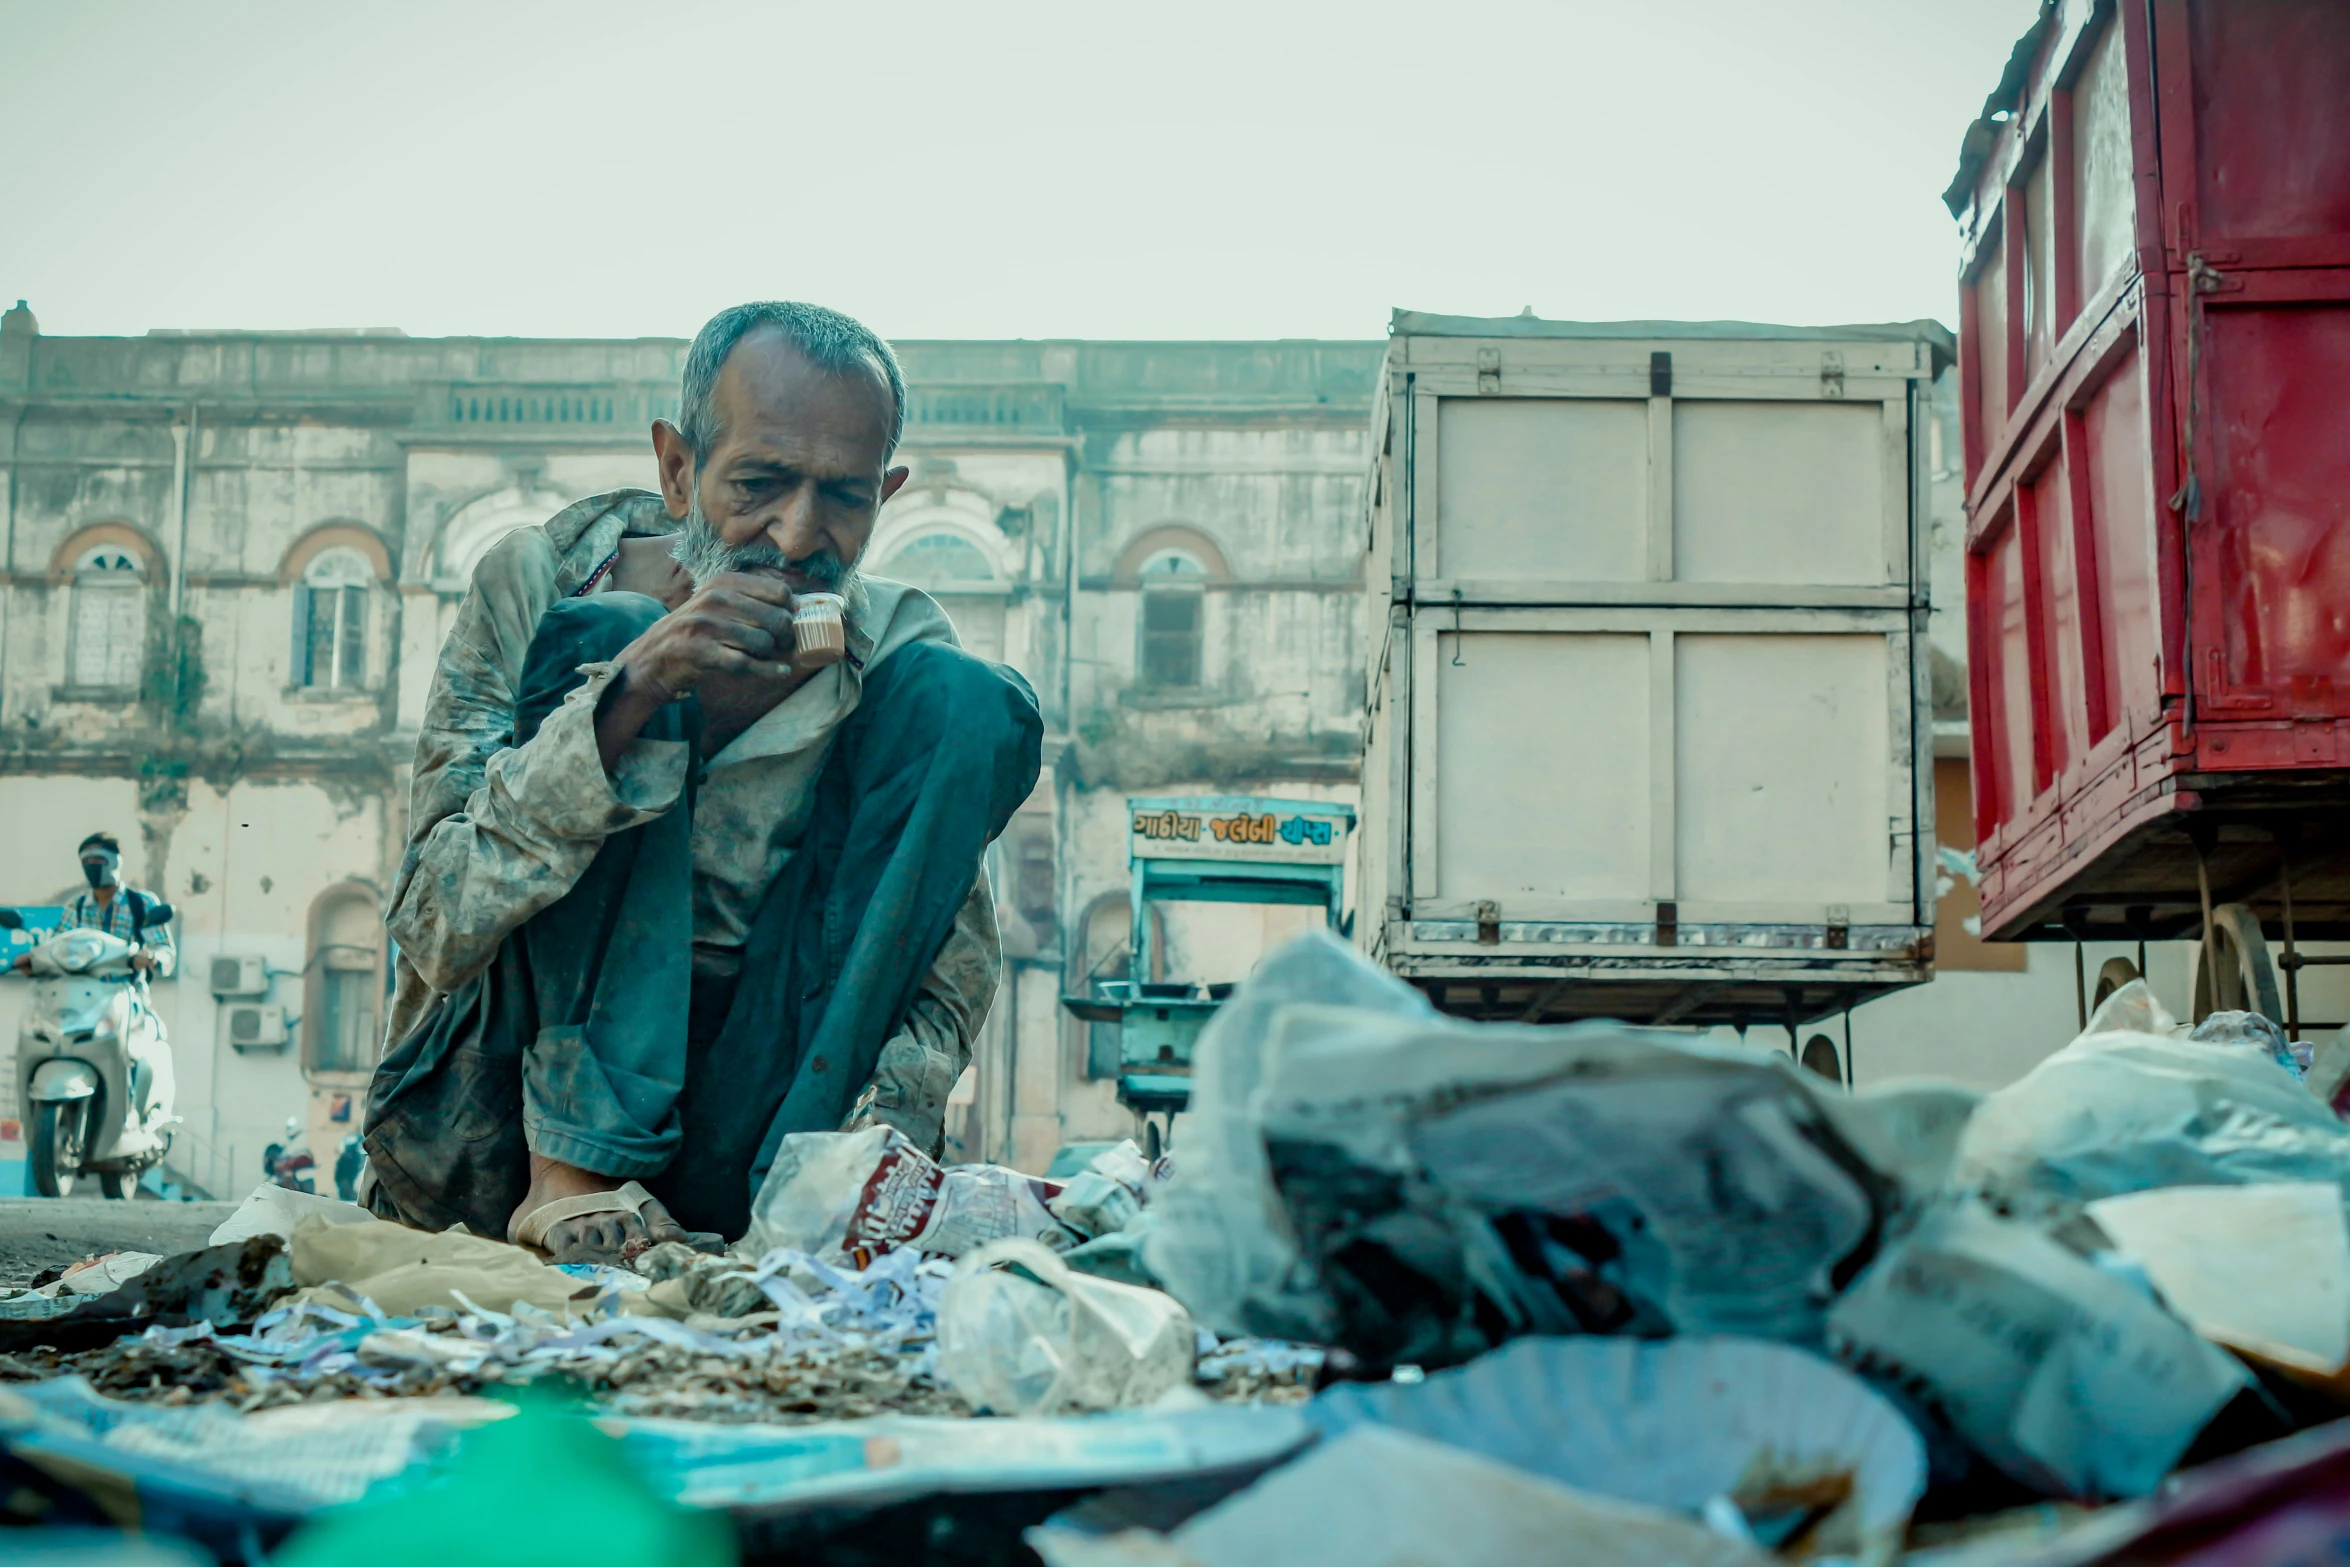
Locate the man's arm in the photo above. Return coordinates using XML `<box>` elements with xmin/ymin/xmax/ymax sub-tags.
<box><xmin>140</xmin><ymin>902</ymin><xmax>176</xmax><ymax>978</ymax></box>
<box><xmin>847</xmin><ymin>872</ymin><xmax>1000</xmax><ymax>1156</ymax></box>
<box><xmin>386</xmin><ymin>572</ymin><xmax>804</xmax><ymax>999</ymax></box>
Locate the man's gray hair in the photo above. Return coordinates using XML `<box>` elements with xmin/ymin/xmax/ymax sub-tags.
<box><xmin>676</xmin><ymin>301</ymin><xmax>907</xmax><ymax>459</ymax></box>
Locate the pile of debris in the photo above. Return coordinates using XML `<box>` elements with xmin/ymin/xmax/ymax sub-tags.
<box><xmin>13</xmin><ymin>932</ymin><xmax>2350</xmax><ymax>1565</ymax></box>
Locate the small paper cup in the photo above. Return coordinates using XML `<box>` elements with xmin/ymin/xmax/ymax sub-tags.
<box><xmin>794</xmin><ymin>593</ymin><xmax>847</xmax><ymax>665</ymax></box>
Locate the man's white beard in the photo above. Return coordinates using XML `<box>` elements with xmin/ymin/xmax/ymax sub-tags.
<box><xmin>669</xmin><ymin>495</ymin><xmax>865</xmax><ymax>622</ymax></box>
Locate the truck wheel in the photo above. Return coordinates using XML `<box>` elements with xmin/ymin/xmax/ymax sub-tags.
<box><xmin>28</xmin><ymin>1100</ymin><xmax>88</xmax><ymax>1199</ymax></box>
<box><xmin>2193</xmin><ymin>903</ymin><xmax>2283</xmax><ymax>1024</ymax></box>
<box><xmin>99</xmin><ymin>1169</ymin><xmax>136</xmax><ymax>1200</ymax></box>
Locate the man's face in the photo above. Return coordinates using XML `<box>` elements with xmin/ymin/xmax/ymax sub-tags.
<box><xmin>80</xmin><ymin>847</ymin><xmax>117</xmax><ymax>889</ymax></box>
<box><xmin>654</xmin><ymin>329</ymin><xmax>909</xmax><ymax>594</ymax></box>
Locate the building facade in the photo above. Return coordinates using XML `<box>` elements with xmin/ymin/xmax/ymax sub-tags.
<box><xmin>7</xmin><ymin>299</ymin><xmax>2338</xmax><ymax>1196</ymax></box>
<box><xmin>0</xmin><ymin>302</ymin><xmax>1380</xmax><ymax>1190</ymax></box>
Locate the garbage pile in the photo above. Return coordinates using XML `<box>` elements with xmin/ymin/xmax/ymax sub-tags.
<box><xmin>14</xmin><ymin>931</ymin><xmax>2350</xmax><ymax>1564</ymax></box>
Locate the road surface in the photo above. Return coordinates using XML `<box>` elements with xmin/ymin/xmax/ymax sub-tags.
<box><xmin>0</xmin><ymin>1198</ymin><xmax>240</xmax><ymax>1290</ymax></box>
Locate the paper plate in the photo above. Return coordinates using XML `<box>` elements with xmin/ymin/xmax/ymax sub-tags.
<box><xmin>1307</xmin><ymin>1336</ymin><xmax>1926</xmax><ymax>1565</ymax></box>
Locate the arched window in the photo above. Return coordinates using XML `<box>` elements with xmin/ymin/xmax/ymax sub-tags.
<box><xmin>880</xmin><ymin>531</ymin><xmax>998</xmax><ymax>585</ymax></box>
<box><xmin>877</xmin><ymin>529</ymin><xmax>1008</xmax><ymax>661</ymax></box>
<box><xmin>1137</xmin><ymin>549</ymin><xmax>1207</xmax><ymax>690</ymax></box>
<box><xmin>306</xmin><ymin>885</ymin><xmax>384</xmax><ymax>1075</ymax></box>
<box><xmin>294</xmin><ymin>547</ymin><xmax>373</xmax><ymax>690</ymax></box>
<box><xmin>69</xmin><ymin>546</ymin><xmax>147</xmax><ymax>690</ymax></box>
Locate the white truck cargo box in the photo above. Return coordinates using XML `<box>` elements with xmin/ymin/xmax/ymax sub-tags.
<box><xmin>1359</xmin><ymin>312</ymin><xmax>1950</xmax><ymax>1029</ymax></box>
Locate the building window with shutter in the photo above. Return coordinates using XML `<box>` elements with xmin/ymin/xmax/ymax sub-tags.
<box><xmin>294</xmin><ymin>547</ymin><xmax>372</xmax><ymax>690</ymax></box>
<box><xmin>68</xmin><ymin>546</ymin><xmax>148</xmax><ymax>692</ymax></box>
<box><xmin>306</xmin><ymin>885</ymin><xmax>384</xmax><ymax>1076</ymax></box>
<box><xmin>1136</xmin><ymin>549</ymin><xmax>1207</xmax><ymax>690</ymax></box>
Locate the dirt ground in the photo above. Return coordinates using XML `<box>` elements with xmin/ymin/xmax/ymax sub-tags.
<box><xmin>0</xmin><ymin>1198</ymin><xmax>240</xmax><ymax>1290</ymax></box>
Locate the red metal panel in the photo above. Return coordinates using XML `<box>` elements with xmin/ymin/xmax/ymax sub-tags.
<box><xmin>2079</xmin><ymin>345</ymin><xmax>2160</xmax><ymax>731</ymax></box>
<box><xmin>2198</xmin><ymin>302</ymin><xmax>2350</xmax><ymax>709</ymax></box>
<box><xmin>2186</xmin><ymin>0</ymin><xmax>2350</xmax><ymax>243</ymax></box>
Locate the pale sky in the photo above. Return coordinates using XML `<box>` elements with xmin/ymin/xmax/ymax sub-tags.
<box><xmin>1</xmin><ymin>0</ymin><xmax>2035</xmax><ymax>343</ymax></box>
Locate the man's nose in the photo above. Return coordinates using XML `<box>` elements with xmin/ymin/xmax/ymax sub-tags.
<box><xmin>762</xmin><ymin>491</ymin><xmax>826</xmax><ymax>560</ymax></box>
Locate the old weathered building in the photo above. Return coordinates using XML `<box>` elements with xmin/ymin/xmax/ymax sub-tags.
<box><xmin>0</xmin><ymin>301</ymin><xmax>1380</xmax><ymax>1189</ymax></box>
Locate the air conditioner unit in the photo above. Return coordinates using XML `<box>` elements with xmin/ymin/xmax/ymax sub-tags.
<box><xmin>209</xmin><ymin>955</ymin><xmax>267</xmax><ymax>998</ymax></box>
<box><xmin>225</xmin><ymin>1002</ymin><xmax>288</xmax><ymax>1051</ymax></box>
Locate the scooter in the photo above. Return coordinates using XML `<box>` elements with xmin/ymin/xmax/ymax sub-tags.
<box><xmin>262</xmin><ymin>1116</ymin><xmax>316</xmax><ymax>1194</ymax></box>
<box><xmin>0</xmin><ymin>905</ymin><xmax>177</xmax><ymax>1199</ymax></box>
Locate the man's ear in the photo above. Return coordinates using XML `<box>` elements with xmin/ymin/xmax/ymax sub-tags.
<box><xmin>651</xmin><ymin>420</ymin><xmax>696</xmax><ymax>519</ymax></box>
<box><xmin>880</xmin><ymin>465</ymin><xmax>912</xmax><ymax>505</ymax></box>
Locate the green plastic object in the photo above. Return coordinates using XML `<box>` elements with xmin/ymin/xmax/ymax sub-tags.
<box><xmin>275</xmin><ymin>1399</ymin><xmax>735</xmax><ymax>1567</ymax></box>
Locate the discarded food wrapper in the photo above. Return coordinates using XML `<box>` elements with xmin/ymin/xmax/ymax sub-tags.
<box><xmin>1952</xmin><ymin>981</ymin><xmax>2350</xmax><ymax>1220</ymax></box>
<box><xmin>1049</xmin><ymin>1139</ymin><xmax>1163</xmax><ymax>1240</ymax></box>
<box><xmin>1307</xmin><ymin>1336</ymin><xmax>1926</xmax><ymax>1566</ymax></box>
<box><xmin>1032</xmin><ymin>1424</ymin><xmax>1766</xmax><ymax>1567</ymax></box>
<box><xmin>2087</xmin><ymin>1182</ymin><xmax>2350</xmax><ymax>1387</ymax></box>
<box><xmin>0</xmin><ymin>1238</ymin><xmax>295</xmax><ymax>1353</ymax></box>
<box><xmin>1828</xmin><ymin>1197</ymin><xmax>2247</xmax><ymax>1499</ymax></box>
<box><xmin>0</xmin><ymin>1252</ymin><xmax>166</xmax><ymax>1320</ymax></box>
<box><xmin>742</xmin><ymin>1124</ymin><xmax>1077</xmax><ymax>1266</ymax></box>
<box><xmin>1147</xmin><ymin>933</ymin><xmax>1897</xmax><ymax>1364</ymax></box>
<box><xmin>937</xmin><ymin>1237</ymin><xmax>1197</xmax><ymax>1416</ymax></box>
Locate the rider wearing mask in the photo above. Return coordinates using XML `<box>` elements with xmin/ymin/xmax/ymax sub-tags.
<box><xmin>13</xmin><ymin>832</ymin><xmax>177</xmax><ymax>977</ymax></box>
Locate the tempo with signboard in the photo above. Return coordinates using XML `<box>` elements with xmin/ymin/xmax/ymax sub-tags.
<box><xmin>1065</xmin><ymin>796</ymin><xmax>1353</xmax><ymax>1151</ymax></box>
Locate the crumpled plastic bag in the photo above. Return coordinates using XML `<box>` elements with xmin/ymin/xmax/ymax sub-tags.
<box><xmin>1048</xmin><ymin>1140</ymin><xmax>1163</xmax><ymax>1241</ymax></box>
<box><xmin>1146</xmin><ymin>933</ymin><xmax>1908</xmax><ymax>1364</ymax></box>
<box><xmin>288</xmin><ymin>1214</ymin><xmax>618</xmax><ymax>1320</ymax></box>
<box><xmin>1142</xmin><ymin>932</ymin><xmax>1440</xmax><ymax>1343</ymax></box>
<box><xmin>936</xmin><ymin>1237</ymin><xmax>1197</xmax><ymax>1416</ymax></box>
<box><xmin>1827</xmin><ymin>1197</ymin><xmax>2247</xmax><ymax>1500</ymax></box>
<box><xmin>2189</xmin><ymin>1009</ymin><xmax>2302</xmax><ymax>1075</ymax></box>
<box><xmin>742</xmin><ymin>1125</ymin><xmax>1077</xmax><ymax>1265</ymax></box>
<box><xmin>1951</xmin><ymin>981</ymin><xmax>2350</xmax><ymax>1219</ymax></box>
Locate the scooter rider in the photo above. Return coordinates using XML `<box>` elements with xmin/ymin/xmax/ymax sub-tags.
<box><xmin>9</xmin><ymin>833</ymin><xmax>175</xmax><ymax>976</ymax></box>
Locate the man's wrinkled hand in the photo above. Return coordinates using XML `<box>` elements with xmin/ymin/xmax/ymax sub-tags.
<box><xmin>614</xmin><ymin>571</ymin><xmax>800</xmax><ymax>701</ymax></box>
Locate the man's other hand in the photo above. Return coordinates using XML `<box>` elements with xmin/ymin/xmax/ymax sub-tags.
<box><xmin>128</xmin><ymin>950</ymin><xmax>157</xmax><ymax>974</ymax></box>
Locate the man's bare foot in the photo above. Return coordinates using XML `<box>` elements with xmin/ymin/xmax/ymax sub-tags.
<box><xmin>509</xmin><ymin>1155</ymin><xmax>720</xmax><ymax>1265</ymax></box>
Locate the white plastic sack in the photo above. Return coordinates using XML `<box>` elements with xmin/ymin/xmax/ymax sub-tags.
<box><xmin>1146</xmin><ymin>933</ymin><xmax>1898</xmax><ymax>1358</ymax></box>
<box><xmin>1143</xmin><ymin>931</ymin><xmax>1436</xmax><ymax>1343</ymax></box>
<box><xmin>937</xmin><ymin>1237</ymin><xmax>1197</xmax><ymax>1416</ymax></box>
<box><xmin>1953</xmin><ymin>981</ymin><xmax>2350</xmax><ymax>1219</ymax></box>
<box><xmin>742</xmin><ymin>1126</ymin><xmax>1076</xmax><ymax>1265</ymax></box>
<box><xmin>209</xmin><ymin>1182</ymin><xmax>377</xmax><ymax>1246</ymax></box>
<box><xmin>1827</xmin><ymin>1197</ymin><xmax>2246</xmax><ymax>1499</ymax></box>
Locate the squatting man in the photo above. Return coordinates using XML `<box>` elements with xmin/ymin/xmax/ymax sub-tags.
<box><xmin>364</xmin><ymin>302</ymin><xmax>1041</xmax><ymax>1264</ymax></box>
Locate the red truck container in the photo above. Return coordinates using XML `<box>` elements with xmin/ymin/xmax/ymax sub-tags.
<box><xmin>1953</xmin><ymin>0</ymin><xmax>2350</xmax><ymax>1025</ymax></box>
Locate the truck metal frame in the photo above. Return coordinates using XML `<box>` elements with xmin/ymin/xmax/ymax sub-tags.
<box><xmin>1950</xmin><ymin>0</ymin><xmax>2350</xmax><ymax>1030</ymax></box>
<box><xmin>1360</xmin><ymin>313</ymin><xmax>1948</xmax><ymax>1030</ymax></box>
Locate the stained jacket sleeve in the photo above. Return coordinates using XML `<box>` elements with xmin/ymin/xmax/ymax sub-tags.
<box><xmin>847</xmin><ymin>870</ymin><xmax>1000</xmax><ymax>1157</ymax></box>
<box><xmin>384</xmin><ymin>662</ymin><xmax>688</xmax><ymax>995</ymax></box>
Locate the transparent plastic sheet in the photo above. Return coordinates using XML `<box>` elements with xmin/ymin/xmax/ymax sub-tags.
<box><xmin>936</xmin><ymin>1238</ymin><xmax>1197</xmax><ymax>1416</ymax></box>
<box><xmin>1141</xmin><ymin>932</ymin><xmax>1439</xmax><ymax>1342</ymax></box>
<box><xmin>1827</xmin><ymin>1197</ymin><xmax>2248</xmax><ymax>1500</ymax></box>
<box><xmin>1144</xmin><ymin>933</ymin><xmax>1900</xmax><ymax>1363</ymax></box>
<box><xmin>742</xmin><ymin>1125</ymin><xmax>1077</xmax><ymax>1265</ymax></box>
<box><xmin>1953</xmin><ymin>982</ymin><xmax>2350</xmax><ymax>1222</ymax></box>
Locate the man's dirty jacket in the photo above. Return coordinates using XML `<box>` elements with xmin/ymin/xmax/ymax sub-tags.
<box><xmin>383</xmin><ymin>489</ymin><xmax>998</xmax><ymax>1153</ymax></box>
